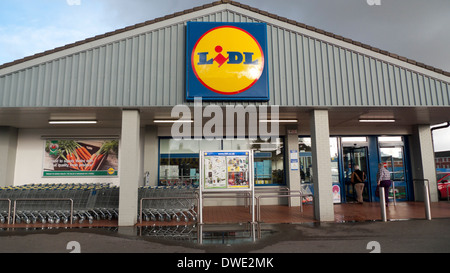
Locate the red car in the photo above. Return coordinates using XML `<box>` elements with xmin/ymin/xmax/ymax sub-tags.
<box><xmin>437</xmin><ymin>173</ymin><xmax>450</xmax><ymax>200</ymax></box>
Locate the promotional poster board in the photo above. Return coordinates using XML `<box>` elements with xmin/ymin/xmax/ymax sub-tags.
<box><xmin>200</xmin><ymin>150</ymin><xmax>254</xmax><ymax>192</ymax></box>
<box><xmin>43</xmin><ymin>139</ymin><xmax>119</xmax><ymax>177</ymax></box>
<box><xmin>199</xmin><ymin>150</ymin><xmax>255</xmax><ymax>224</ymax></box>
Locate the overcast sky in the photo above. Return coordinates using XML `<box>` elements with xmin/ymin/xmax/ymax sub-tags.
<box><xmin>0</xmin><ymin>0</ymin><xmax>449</xmax><ymax>150</ymax></box>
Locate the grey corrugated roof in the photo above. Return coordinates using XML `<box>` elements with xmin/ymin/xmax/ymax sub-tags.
<box><xmin>1</xmin><ymin>0</ymin><xmax>449</xmax><ymax>77</ymax></box>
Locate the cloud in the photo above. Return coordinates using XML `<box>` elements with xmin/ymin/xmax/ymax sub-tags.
<box><xmin>1</xmin><ymin>0</ymin><xmax>449</xmax><ymax>71</ymax></box>
<box><xmin>95</xmin><ymin>0</ymin><xmax>212</xmax><ymax>26</ymax></box>
<box><xmin>0</xmin><ymin>25</ymin><xmax>77</xmax><ymax>62</ymax></box>
<box><xmin>0</xmin><ymin>22</ymin><xmax>111</xmax><ymax>65</ymax></box>
<box><xmin>95</xmin><ymin>0</ymin><xmax>450</xmax><ymax>71</ymax></box>
<box><xmin>0</xmin><ymin>0</ymin><xmax>111</xmax><ymax>65</ymax></box>
<box><xmin>66</xmin><ymin>0</ymin><xmax>82</xmax><ymax>6</ymax></box>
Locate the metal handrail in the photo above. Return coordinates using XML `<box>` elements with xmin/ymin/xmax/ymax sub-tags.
<box><xmin>255</xmin><ymin>186</ymin><xmax>290</xmax><ymax>192</ymax></box>
<box><xmin>255</xmin><ymin>191</ymin><xmax>313</xmax><ymax>223</ymax></box>
<box><xmin>139</xmin><ymin>196</ymin><xmax>199</xmax><ymax>224</ymax></box>
<box><xmin>12</xmin><ymin>198</ymin><xmax>74</xmax><ymax>224</ymax></box>
<box><xmin>0</xmin><ymin>199</ymin><xmax>11</xmax><ymax>224</ymax></box>
<box><xmin>255</xmin><ymin>188</ymin><xmax>310</xmax><ymax>211</ymax></box>
<box><xmin>199</xmin><ymin>192</ymin><xmax>256</xmax><ymax>224</ymax></box>
<box><xmin>241</xmin><ymin>189</ymin><xmax>283</xmax><ymax>208</ymax></box>
<box><xmin>255</xmin><ymin>186</ymin><xmax>303</xmax><ymax>204</ymax></box>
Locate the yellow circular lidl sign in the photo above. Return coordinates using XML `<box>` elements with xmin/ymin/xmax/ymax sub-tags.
<box><xmin>191</xmin><ymin>25</ymin><xmax>265</xmax><ymax>95</ymax></box>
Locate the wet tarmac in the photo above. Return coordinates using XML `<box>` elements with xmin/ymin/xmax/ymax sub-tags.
<box><xmin>0</xmin><ymin>218</ymin><xmax>449</xmax><ymax>253</ymax></box>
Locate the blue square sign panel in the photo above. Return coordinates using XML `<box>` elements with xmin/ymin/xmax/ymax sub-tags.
<box><xmin>186</xmin><ymin>22</ymin><xmax>269</xmax><ymax>101</ymax></box>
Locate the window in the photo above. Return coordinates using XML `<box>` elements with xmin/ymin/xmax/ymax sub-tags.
<box><xmin>378</xmin><ymin>136</ymin><xmax>402</xmax><ymax>142</ymax></box>
<box><xmin>378</xmin><ymin>136</ymin><xmax>404</xmax><ymax>147</ymax></box>
<box><xmin>158</xmin><ymin>137</ymin><xmax>285</xmax><ymax>186</ymax></box>
<box><xmin>298</xmin><ymin>138</ymin><xmax>312</xmax><ymax>183</ymax></box>
<box><xmin>159</xmin><ymin>139</ymin><xmax>221</xmax><ymax>186</ymax></box>
<box><xmin>298</xmin><ymin>137</ymin><xmax>339</xmax><ymax>184</ymax></box>
<box><xmin>222</xmin><ymin>138</ymin><xmax>285</xmax><ymax>185</ymax></box>
<box><xmin>342</xmin><ymin>137</ymin><xmax>367</xmax><ymax>143</ymax></box>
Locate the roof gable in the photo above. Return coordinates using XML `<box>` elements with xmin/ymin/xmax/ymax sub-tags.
<box><xmin>0</xmin><ymin>0</ymin><xmax>449</xmax><ymax>109</ymax></box>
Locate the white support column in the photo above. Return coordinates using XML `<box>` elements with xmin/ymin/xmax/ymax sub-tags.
<box><xmin>285</xmin><ymin>126</ymin><xmax>301</xmax><ymax>206</ymax></box>
<box><xmin>118</xmin><ymin>110</ymin><xmax>141</xmax><ymax>226</ymax></box>
<box><xmin>143</xmin><ymin>125</ymin><xmax>159</xmax><ymax>187</ymax></box>
<box><xmin>411</xmin><ymin>125</ymin><xmax>438</xmax><ymax>202</ymax></box>
<box><xmin>0</xmin><ymin>127</ymin><xmax>18</xmax><ymax>187</ymax></box>
<box><xmin>310</xmin><ymin>110</ymin><xmax>334</xmax><ymax>222</ymax></box>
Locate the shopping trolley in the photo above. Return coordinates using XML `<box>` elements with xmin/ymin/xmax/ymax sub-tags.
<box><xmin>11</xmin><ymin>184</ymin><xmax>74</xmax><ymax>224</ymax></box>
<box><xmin>138</xmin><ymin>185</ymin><xmax>198</xmax><ymax>223</ymax></box>
<box><xmin>91</xmin><ymin>185</ymin><xmax>119</xmax><ymax>221</ymax></box>
<box><xmin>7</xmin><ymin>183</ymin><xmax>118</xmax><ymax>225</ymax></box>
<box><xmin>0</xmin><ymin>187</ymin><xmax>12</xmax><ymax>224</ymax></box>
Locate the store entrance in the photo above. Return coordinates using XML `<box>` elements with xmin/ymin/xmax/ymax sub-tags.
<box><xmin>342</xmin><ymin>146</ymin><xmax>370</xmax><ymax>203</ymax></box>
<box><xmin>379</xmin><ymin>147</ymin><xmax>408</xmax><ymax>201</ymax></box>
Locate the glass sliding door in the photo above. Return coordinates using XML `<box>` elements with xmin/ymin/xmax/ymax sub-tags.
<box><xmin>379</xmin><ymin>147</ymin><xmax>408</xmax><ymax>201</ymax></box>
<box><xmin>342</xmin><ymin>146</ymin><xmax>370</xmax><ymax>202</ymax></box>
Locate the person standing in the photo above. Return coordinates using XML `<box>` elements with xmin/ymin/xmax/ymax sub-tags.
<box><xmin>351</xmin><ymin>165</ymin><xmax>366</xmax><ymax>204</ymax></box>
<box><xmin>376</xmin><ymin>163</ymin><xmax>392</xmax><ymax>207</ymax></box>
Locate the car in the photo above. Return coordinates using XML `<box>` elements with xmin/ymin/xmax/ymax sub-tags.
<box><xmin>437</xmin><ymin>173</ymin><xmax>450</xmax><ymax>200</ymax></box>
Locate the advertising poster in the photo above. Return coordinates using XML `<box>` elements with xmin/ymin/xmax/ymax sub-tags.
<box><xmin>43</xmin><ymin>139</ymin><xmax>119</xmax><ymax>177</ymax></box>
<box><xmin>204</xmin><ymin>155</ymin><xmax>227</xmax><ymax>189</ymax></box>
<box><xmin>332</xmin><ymin>184</ymin><xmax>341</xmax><ymax>204</ymax></box>
<box><xmin>226</xmin><ymin>156</ymin><xmax>249</xmax><ymax>189</ymax></box>
<box><xmin>290</xmin><ymin>149</ymin><xmax>299</xmax><ymax>171</ymax></box>
<box><xmin>202</xmin><ymin>151</ymin><xmax>252</xmax><ymax>191</ymax></box>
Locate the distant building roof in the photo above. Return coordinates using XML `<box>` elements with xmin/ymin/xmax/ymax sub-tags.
<box><xmin>436</xmin><ymin>151</ymin><xmax>450</xmax><ymax>158</ymax></box>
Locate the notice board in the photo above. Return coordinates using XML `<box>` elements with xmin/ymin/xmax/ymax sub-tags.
<box><xmin>199</xmin><ymin>150</ymin><xmax>255</xmax><ymax>225</ymax></box>
<box><xmin>200</xmin><ymin>150</ymin><xmax>254</xmax><ymax>192</ymax></box>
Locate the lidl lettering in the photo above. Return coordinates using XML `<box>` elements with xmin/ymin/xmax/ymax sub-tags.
<box><xmin>197</xmin><ymin>50</ymin><xmax>258</xmax><ymax>66</ymax></box>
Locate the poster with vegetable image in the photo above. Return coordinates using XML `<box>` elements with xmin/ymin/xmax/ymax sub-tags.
<box><xmin>43</xmin><ymin>139</ymin><xmax>119</xmax><ymax>177</ymax></box>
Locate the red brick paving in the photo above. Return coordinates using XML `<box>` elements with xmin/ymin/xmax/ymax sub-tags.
<box><xmin>2</xmin><ymin>202</ymin><xmax>449</xmax><ymax>228</ymax></box>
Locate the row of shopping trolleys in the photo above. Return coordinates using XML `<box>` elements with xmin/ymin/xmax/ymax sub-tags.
<box><xmin>0</xmin><ymin>183</ymin><xmax>119</xmax><ymax>225</ymax></box>
<box><xmin>0</xmin><ymin>183</ymin><xmax>198</xmax><ymax>225</ymax></box>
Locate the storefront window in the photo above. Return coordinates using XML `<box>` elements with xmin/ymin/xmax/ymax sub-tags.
<box><xmin>378</xmin><ymin>136</ymin><xmax>408</xmax><ymax>201</ymax></box>
<box><xmin>379</xmin><ymin>146</ymin><xmax>407</xmax><ymax>200</ymax></box>
<box><xmin>231</xmin><ymin>138</ymin><xmax>284</xmax><ymax>186</ymax></box>
<box><xmin>298</xmin><ymin>137</ymin><xmax>338</xmax><ymax>184</ymax></box>
<box><xmin>159</xmin><ymin>139</ymin><xmax>220</xmax><ymax>186</ymax></box>
<box><xmin>330</xmin><ymin>138</ymin><xmax>339</xmax><ymax>183</ymax></box>
<box><xmin>298</xmin><ymin>138</ymin><xmax>312</xmax><ymax>183</ymax></box>
<box><xmin>159</xmin><ymin>138</ymin><xmax>285</xmax><ymax>186</ymax></box>
<box><xmin>159</xmin><ymin>155</ymin><xmax>199</xmax><ymax>186</ymax></box>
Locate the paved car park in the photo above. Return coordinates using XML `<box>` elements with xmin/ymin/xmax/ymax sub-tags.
<box><xmin>0</xmin><ymin>203</ymin><xmax>449</xmax><ymax>253</ymax></box>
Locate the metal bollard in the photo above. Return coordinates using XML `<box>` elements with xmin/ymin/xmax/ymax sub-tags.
<box><xmin>197</xmin><ymin>223</ymin><xmax>203</xmax><ymax>245</ymax></box>
<box><xmin>379</xmin><ymin>187</ymin><xmax>387</xmax><ymax>222</ymax></box>
<box><xmin>423</xmin><ymin>180</ymin><xmax>432</xmax><ymax>220</ymax></box>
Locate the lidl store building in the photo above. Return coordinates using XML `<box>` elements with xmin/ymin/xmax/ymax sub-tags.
<box><xmin>1</xmin><ymin>1</ymin><xmax>449</xmax><ymax>226</ymax></box>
